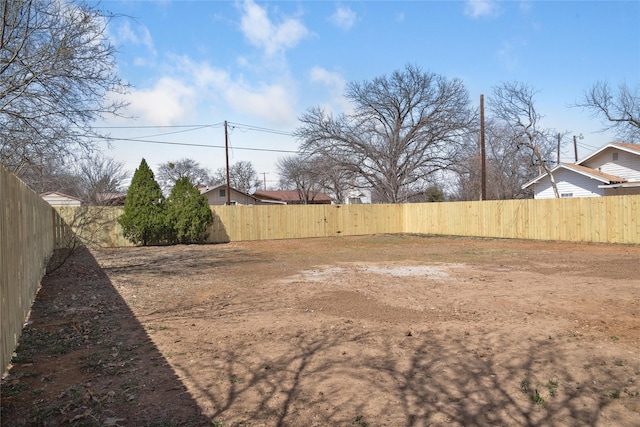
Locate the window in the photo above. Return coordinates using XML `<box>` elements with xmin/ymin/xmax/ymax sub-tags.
<box><xmin>613</xmin><ymin>152</ymin><xmax>619</xmax><ymax>161</ymax></box>
<box><xmin>219</xmin><ymin>189</ymin><xmax>226</xmax><ymax>197</ymax></box>
<box><xmin>560</xmin><ymin>193</ymin><xmax>573</xmax><ymax>198</ymax></box>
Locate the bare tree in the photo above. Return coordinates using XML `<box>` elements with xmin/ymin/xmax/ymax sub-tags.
<box><xmin>156</xmin><ymin>158</ymin><xmax>211</xmax><ymax>194</ymax></box>
<box><xmin>312</xmin><ymin>155</ymin><xmax>358</xmax><ymax>203</ymax></box>
<box><xmin>77</xmin><ymin>153</ymin><xmax>130</xmax><ymax>205</ymax></box>
<box><xmin>0</xmin><ymin>0</ymin><xmax>128</xmax><ymax>176</ymax></box>
<box><xmin>213</xmin><ymin>160</ymin><xmax>260</xmax><ymax>194</ymax></box>
<box><xmin>576</xmin><ymin>81</ymin><xmax>640</xmax><ymax>143</ymax></box>
<box><xmin>17</xmin><ymin>156</ymin><xmax>84</xmax><ymax>196</ymax></box>
<box><xmin>452</xmin><ymin>121</ymin><xmax>540</xmax><ymax>200</ymax></box>
<box><xmin>295</xmin><ymin>64</ymin><xmax>476</xmax><ymax>203</ymax></box>
<box><xmin>488</xmin><ymin>82</ymin><xmax>562</xmax><ymax>198</ymax></box>
<box><xmin>276</xmin><ymin>156</ymin><xmax>325</xmax><ymax>204</ymax></box>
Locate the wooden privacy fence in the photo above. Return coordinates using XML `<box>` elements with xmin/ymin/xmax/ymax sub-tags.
<box><xmin>1</xmin><ymin>165</ymin><xmax>71</xmax><ymax>374</ymax></box>
<box><xmin>56</xmin><ymin>195</ymin><xmax>640</xmax><ymax>247</ymax></box>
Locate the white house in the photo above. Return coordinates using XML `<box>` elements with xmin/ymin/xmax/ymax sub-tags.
<box><xmin>40</xmin><ymin>191</ymin><xmax>83</xmax><ymax>206</ymax></box>
<box><xmin>522</xmin><ymin>142</ymin><xmax>640</xmax><ymax>199</ymax></box>
<box><xmin>199</xmin><ymin>184</ymin><xmax>262</xmax><ymax>206</ymax></box>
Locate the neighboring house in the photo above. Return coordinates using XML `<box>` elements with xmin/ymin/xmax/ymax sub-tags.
<box><xmin>40</xmin><ymin>192</ymin><xmax>83</xmax><ymax>206</ymax></box>
<box><xmin>200</xmin><ymin>184</ymin><xmax>262</xmax><ymax>206</ymax></box>
<box><xmin>344</xmin><ymin>189</ymin><xmax>372</xmax><ymax>204</ymax></box>
<box><xmin>253</xmin><ymin>190</ymin><xmax>333</xmax><ymax>205</ymax></box>
<box><xmin>522</xmin><ymin>142</ymin><xmax>640</xmax><ymax>199</ymax></box>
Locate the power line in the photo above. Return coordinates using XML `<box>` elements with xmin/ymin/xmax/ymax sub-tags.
<box><xmin>98</xmin><ymin>135</ymin><xmax>299</xmax><ymax>154</ymax></box>
<box><xmin>93</xmin><ymin>123</ymin><xmax>225</xmax><ymax>129</ymax></box>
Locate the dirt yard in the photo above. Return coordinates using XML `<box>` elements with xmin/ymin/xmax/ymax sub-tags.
<box><xmin>2</xmin><ymin>235</ymin><xmax>639</xmax><ymax>426</ymax></box>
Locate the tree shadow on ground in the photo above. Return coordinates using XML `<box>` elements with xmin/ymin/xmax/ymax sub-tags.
<box><xmin>0</xmin><ymin>247</ymin><xmax>210</xmax><ymax>427</ymax></box>
<box><xmin>179</xmin><ymin>324</ymin><xmax>639</xmax><ymax>426</ymax></box>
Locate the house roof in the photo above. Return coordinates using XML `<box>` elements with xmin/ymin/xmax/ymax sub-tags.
<box><xmin>522</xmin><ymin>163</ymin><xmax>627</xmax><ymax>189</ymax></box>
<box><xmin>253</xmin><ymin>190</ymin><xmax>333</xmax><ymax>203</ymax></box>
<box><xmin>578</xmin><ymin>142</ymin><xmax>640</xmax><ymax>164</ymax></box>
<box><xmin>200</xmin><ymin>184</ymin><xmax>259</xmax><ymax>201</ymax></box>
<box><xmin>40</xmin><ymin>191</ymin><xmax>84</xmax><ymax>202</ymax></box>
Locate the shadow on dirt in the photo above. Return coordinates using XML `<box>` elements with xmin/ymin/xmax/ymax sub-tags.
<box><xmin>182</xmin><ymin>326</ymin><xmax>637</xmax><ymax>426</ymax></box>
<box><xmin>0</xmin><ymin>247</ymin><xmax>210</xmax><ymax>427</ymax></box>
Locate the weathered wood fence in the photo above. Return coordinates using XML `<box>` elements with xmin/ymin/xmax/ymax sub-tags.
<box><xmin>56</xmin><ymin>195</ymin><xmax>640</xmax><ymax>247</ymax></box>
<box><xmin>1</xmin><ymin>165</ymin><xmax>69</xmax><ymax>373</ymax></box>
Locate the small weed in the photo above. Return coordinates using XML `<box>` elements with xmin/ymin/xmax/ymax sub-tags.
<box><xmin>10</xmin><ymin>354</ymin><xmax>31</xmax><ymax>364</ymax></box>
<box><xmin>212</xmin><ymin>421</ymin><xmax>225</xmax><ymax>427</ymax></box>
<box><xmin>3</xmin><ymin>383</ymin><xmax>29</xmax><ymax>396</ymax></box>
<box><xmin>352</xmin><ymin>415</ymin><xmax>368</xmax><ymax>427</ymax></box>
<box><xmin>22</xmin><ymin>371</ymin><xmax>40</xmax><ymax>378</ymax></box>
<box><xmin>610</xmin><ymin>390</ymin><xmax>621</xmax><ymax>399</ymax></box>
<box><xmin>520</xmin><ymin>380</ymin><xmax>529</xmax><ymax>393</ymax></box>
<box><xmin>611</xmin><ymin>335</ymin><xmax>620</xmax><ymax>342</ymax></box>
<box><xmin>546</xmin><ymin>379</ymin><xmax>559</xmax><ymax>397</ymax></box>
<box><xmin>121</xmin><ymin>378</ymin><xmax>140</xmax><ymax>391</ymax></box>
<box><xmin>532</xmin><ymin>389</ymin><xmax>545</xmax><ymax>405</ymax></box>
<box><xmin>614</xmin><ymin>359</ymin><xmax>624</xmax><ymax>366</ymax></box>
<box><xmin>230</xmin><ymin>376</ymin><xmax>243</xmax><ymax>384</ymax></box>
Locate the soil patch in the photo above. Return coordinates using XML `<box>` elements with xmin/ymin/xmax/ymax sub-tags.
<box><xmin>2</xmin><ymin>235</ymin><xmax>640</xmax><ymax>426</ymax></box>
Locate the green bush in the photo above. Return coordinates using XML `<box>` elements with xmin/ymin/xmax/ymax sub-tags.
<box><xmin>166</xmin><ymin>177</ymin><xmax>213</xmax><ymax>244</ymax></box>
<box><xmin>119</xmin><ymin>159</ymin><xmax>167</xmax><ymax>245</ymax></box>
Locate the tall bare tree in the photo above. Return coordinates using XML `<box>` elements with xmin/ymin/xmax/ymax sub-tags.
<box><xmin>452</xmin><ymin>121</ymin><xmax>541</xmax><ymax>200</ymax></box>
<box><xmin>276</xmin><ymin>156</ymin><xmax>325</xmax><ymax>204</ymax></box>
<box><xmin>488</xmin><ymin>82</ymin><xmax>562</xmax><ymax>198</ymax></box>
<box><xmin>213</xmin><ymin>160</ymin><xmax>260</xmax><ymax>194</ymax></box>
<box><xmin>156</xmin><ymin>158</ymin><xmax>211</xmax><ymax>194</ymax></box>
<box><xmin>295</xmin><ymin>64</ymin><xmax>476</xmax><ymax>203</ymax></box>
<box><xmin>576</xmin><ymin>81</ymin><xmax>640</xmax><ymax>143</ymax></box>
<box><xmin>0</xmin><ymin>0</ymin><xmax>128</xmax><ymax>177</ymax></box>
<box><xmin>77</xmin><ymin>153</ymin><xmax>130</xmax><ymax>205</ymax></box>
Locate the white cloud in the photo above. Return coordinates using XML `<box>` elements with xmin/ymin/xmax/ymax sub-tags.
<box><xmin>116</xmin><ymin>20</ymin><xmax>156</xmax><ymax>56</ymax></box>
<box><xmin>330</xmin><ymin>6</ymin><xmax>357</xmax><ymax>30</ymax></box>
<box><xmin>239</xmin><ymin>0</ymin><xmax>309</xmax><ymax>56</ymax></box>
<box><xmin>464</xmin><ymin>0</ymin><xmax>500</xmax><ymax>19</ymax></box>
<box><xmin>225</xmin><ymin>82</ymin><xmax>296</xmax><ymax>125</ymax></box>
<box><xmin>309</xmin><ymin>66</ymin><xmax>351</xmax><ymax>113</ymax></box>
<box><xmin>125</xmin><ymin>77</ymin><xmax>196</xmax><ymax>125</ymax></box>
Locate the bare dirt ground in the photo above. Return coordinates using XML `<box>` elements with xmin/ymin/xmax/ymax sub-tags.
<box><xmin>2</xmin><ymin>234</ymin><xmax>640</xmax><ymax>427</ymax></box>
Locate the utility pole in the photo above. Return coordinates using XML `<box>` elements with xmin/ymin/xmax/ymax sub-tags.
<box><xmin>263</xmin><ymin>172</ymin><xmax>267</xmax><ymax>191</ymax></box>
<box><xmin>573</xmin><ymin>135</ymin><xmax>579</xmax><ymax>163</ymax></box>
<box><xmin>557</xmin><ymin>133</ymin><xmax>561</xmax><ymax>165</ymax></box>
<box><xmin>480</xmin><ymin>94</ymin><xmax>486</xmax><ymax>201</ymax></box>
<box><xmin>224</xmin><ymin>120</ymin><xmax>231</xmax><ymax>205</ymax></box>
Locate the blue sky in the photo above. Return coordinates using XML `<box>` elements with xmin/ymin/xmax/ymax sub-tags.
<box><xmin>97</xmin><ymin>0</ymin><xmax>640</xmax><ymax>187</ymax></box>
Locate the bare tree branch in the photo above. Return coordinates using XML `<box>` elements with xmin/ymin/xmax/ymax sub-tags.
<box><xmin>295</xmin><ymin>64</ymin><xmax>476</xmax><ymax>203</ymax></box>
<box><xmin>575</xmin><ymin>81</ymin><xmax>640</xmax><ymax>143</ymax></box>
<box><xmin>0</xmin><ymin>0</ymin><xmax>129</xmax><ymax>176</ymax></box>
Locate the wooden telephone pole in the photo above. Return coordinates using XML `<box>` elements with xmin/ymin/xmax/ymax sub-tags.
<box><xmin>224</xmin><ymin>120</ymin><xmax>231</xmax><ymax>205</ymax></box>
<box><xmin>480</xmin><ymin>94</ymin><xmax>486</xmax><ymax>201</ymax></box>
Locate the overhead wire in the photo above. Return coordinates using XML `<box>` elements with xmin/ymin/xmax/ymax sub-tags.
<box><xmin>92</xmin><ymin>121</ymin><xmax>299</xmax><ymax>154</ymax></box>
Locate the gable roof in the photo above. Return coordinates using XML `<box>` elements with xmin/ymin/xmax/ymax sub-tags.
<box><xmin>522</xmin><ymin>162</ymin><xmax>627</xmax><ymax>189</ymax></box>
<box><xmin>200</xmin><ymin>183</ymin><xmax>250</xmax><ymax>196</ymax></box>
<box><xmin>40</xmin><ymin>191</ymin><xmax>84</xmax><ymax>202</ymax></box>
<box><xmin>578</xmin><ymin>142</ymin><xmax>640</xmax><ymax>164</ymax></box>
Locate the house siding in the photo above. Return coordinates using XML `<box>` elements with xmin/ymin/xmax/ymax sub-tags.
<box><xmin>534</xmin><ymin>169</ymin><xmax>605</xmax><ymax>199</ymax></box>
<box><xmin>41</xmin><ymin>193</ymin><xmax>82</xmax><ymax>206</ymax></box>
<box><xmin>583</xmin><ymin>148</ymin><xmax>640</xmax><ymax>182</ymax></box>
<box><xmin>202</xmin><ymin>187</ymin><xmax>259</xmax><ymax>206</ymax></box>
